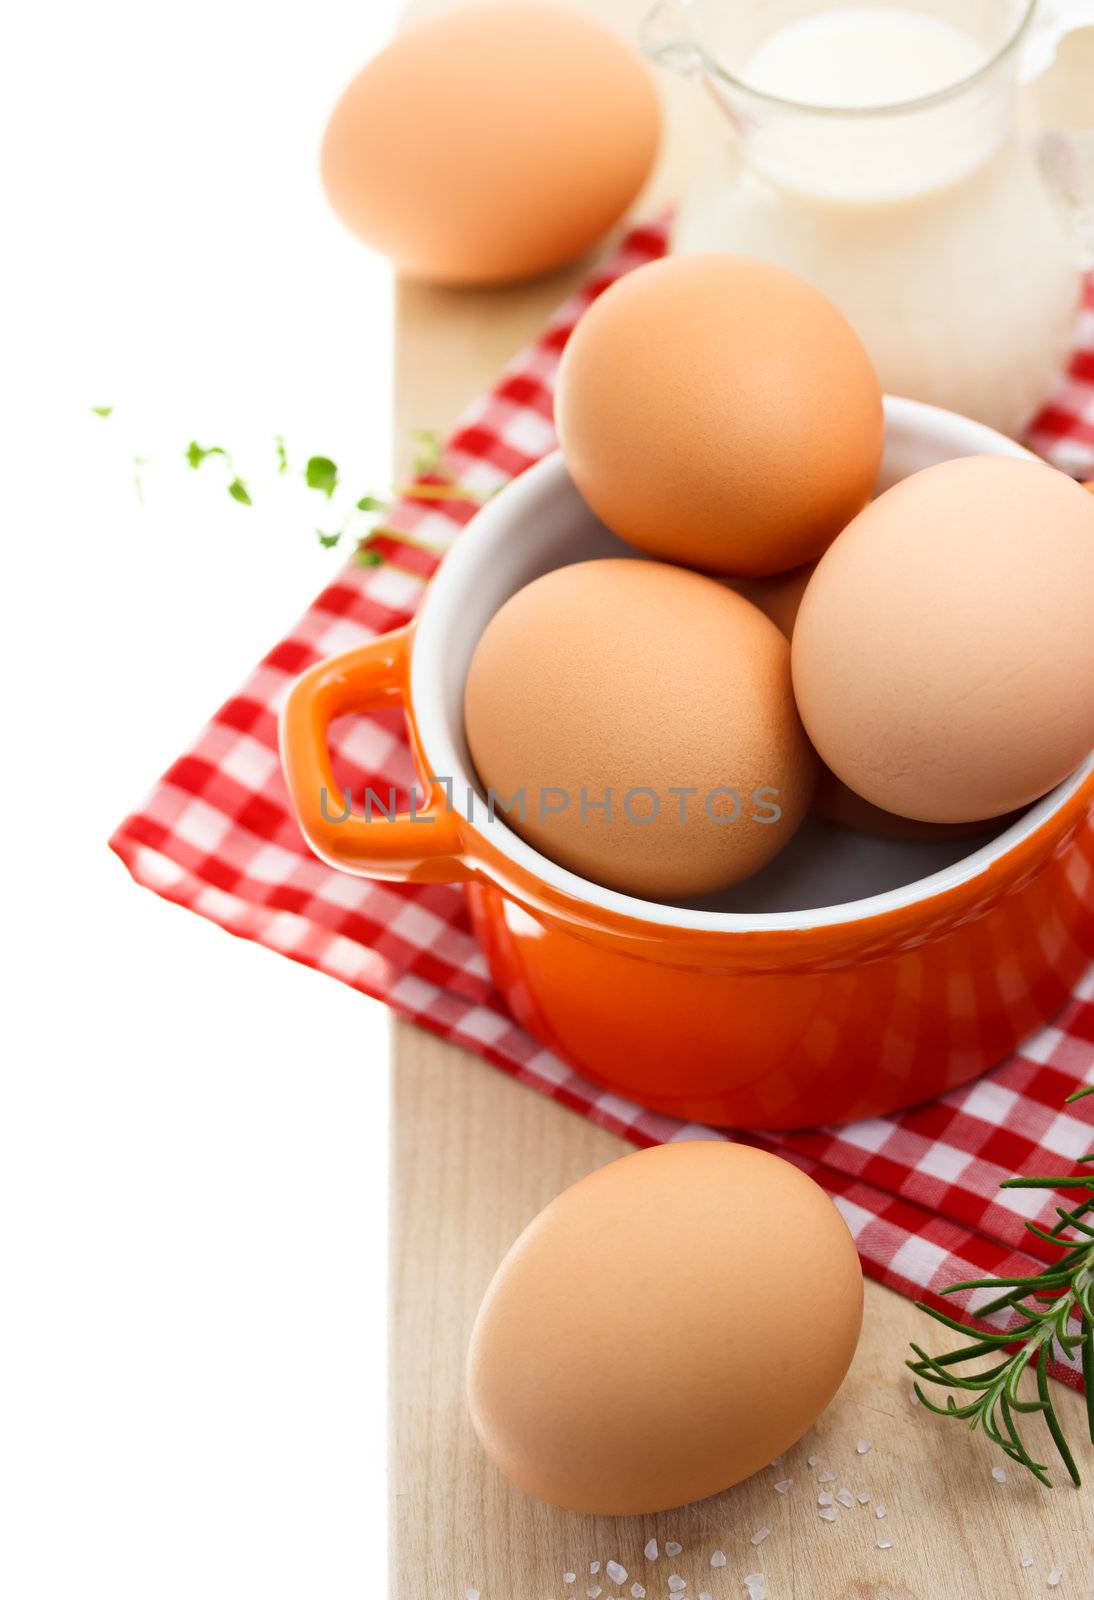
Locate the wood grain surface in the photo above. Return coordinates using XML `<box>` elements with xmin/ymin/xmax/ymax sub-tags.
<box><xmin>390</xmin><ymin>6</ymin><xmax>1094</xmax><ymax>1594</ymax></box>
<box><xmin>391</xmin><ymin>1027</ymin><xmax>1094</xmax><ymax>1600</ymax></box>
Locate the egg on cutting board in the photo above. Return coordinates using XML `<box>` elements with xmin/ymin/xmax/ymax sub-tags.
<box><xmin>463</xmin><ymin>558</ymin><xmax>817</xmax><ymax>900</ymax></box>
<box><xmin>320</xmin><ymin>3</ymin><xmax>660</xmax><ymax>285</ymax></box>
<box><xmin>555</xmin><ymin>254</ymin><xmax>883</xmax><ymax>575</ymax></box>
<box><xmin>467</xmin><ymin>1141</ymin><xmax>864</xmax><ymax>1515</ymax></box>
<box><xmin>793</xmin><ymin>456</ymin><xmax>1094</xmax><ymax>824</ymax></box>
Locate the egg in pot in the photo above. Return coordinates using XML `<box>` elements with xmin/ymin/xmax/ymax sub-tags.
<box><xmin>555</xmin><ymin>254</ymin><xmax>883</xmax><ymax>576</ymax></box>
<box><xmin>723</xmin><ymin>563</ymin><xmax>1007</xmax><ymax>841</ymax></box>
<box><xmin>721</xmin><ymin>562</ymin><xmax>816</xmax><ymax>641</ymax></box>
<box><xmin>463</xmin><ymin>559</ymin><xmax>817</xmax><ymax>900</ymax></box>
<box><xmin>467</xmin><ymin>1141</ymin><xmax>864</xmax><ymax>1515</ymax></box>
<box><xmin>810</xmin><ymin>766</ymin><xmax>1014</xmax><ymax>841</ymax></box>
<box><xmin>793</xmin><ymin>456</ymin><xmax>1094</xmax><ymax>824</ymax></box>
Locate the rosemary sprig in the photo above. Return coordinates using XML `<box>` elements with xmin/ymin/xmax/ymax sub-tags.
<box><xmin>908</xmin><ymin>1082</ymin><xmax>1094</xmax><ymax>1486</ymax></box>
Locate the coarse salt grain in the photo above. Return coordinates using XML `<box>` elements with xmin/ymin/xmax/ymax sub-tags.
<box><xmin>818</xmin><ymin>1493</ymin><xmax>834</xmax><ymax>1508</ymax></box>
<box><xmin>606</xmin><ymin>1564</ymin><xmax>627</xmax><ymax>1585</ymax></box>
<box><xmin>565</xmin><ymin>1576</ymin><xmax>576</xmax><ymax>1586</ymax></box>
<box><xmin>774</xmin><ymin>1478</ymin><xmax>793</xmax><ymax>1494</ymax></box>
<box><xmin>857</xmin><ymin>1493</ymin><xmax>870</xmax><ymax>1505</ymax></box>
<box><xmin>1048</xmin><ymin>1569</ymin><xmax>1063</xmax><ymax>1589</ymax></box>
<box><xmin>590</xmin><ymin>1564</ymin><xmax>601</xmax><ymax>1575</ymax></box>
<box><xmin>744</xmin><ymin>1579</ymin><xmax>764</xmax><ymax>1590</ymax></box>
<box><xmin>992</xmin><ymin>1466</ymin><xmax>1008</xmax><ymax>1485</ymax></box>
<box><xmin>877</xmin><ymin>1539</ymin><xmax>893</xmax><ymax>1551</ymax></box>
<box><xmin>710</xmin><ymin>1552</ymin><xmax>726</xmax><ymax>1569</ymax></box>
<box><xmin>667</xmin><ymin>1577</ymin><xmax>686</xmax><ymax>1593</ymax></box>
<box><xmin>644</xmin><ymin>1542</ymin><xmax>658</xmax><ymax>1563</ymax></box>
<box><xmin>836</xmin><ymin>1489</ymin><xmax>854</xmax><ymax>1510</ymax></box>
<box><xmin>631</xmin><ymin>1587</ymin><xmax>646</xmax><ymax>1599</ymax></box>
<box><xmin>875</xmin><ymin>1507</ymin><xmax>887</xmax><ymax>1519</ymax></box>
<box><xmin>1020</xmin><ymin>1557</ymin><xmax>1034</xmax><ymax>1570</ymax></box>
<box><xmin>586</xmin><ymin>1589</ymin><xmax>601</xmax><ymax>1597</ymax></box>
<box><xmin>751</xmin><ymin>1528</ymin><xmax>770</xmax><ymax>1548</ymax></box>
<box><xmin>818</xmin><ymin>1506</ymin><xmax>838</xmax><ymax>1523</ymax></box>
<box><xmin>665</xmin><ymin>1543</ymin><xmax>683</xmax><ymax>1558</ymax></box>
<box><xmin>818</xmin><ymin>1472</ymin><xmax>836</xmax><ymax>1484</ymax></box>
<box><xmin>856</xmin><ymin>1440</ymin><xmax>872</xmax><ymax>1455</ymax></box>
<box><xmin>699</xmin><ymin>1592</ymin><xmax>712</xmax><ymax>1600</ymax></box>
<box><xmin>466</xmin><ymin>1590</ymin><xmax>479</xmax><ymax>1600</ymax></box>
<box><xmin>808</xmin><ymin>1454</ymin><xmax>820</xmax><ymax>1466</ymax></box>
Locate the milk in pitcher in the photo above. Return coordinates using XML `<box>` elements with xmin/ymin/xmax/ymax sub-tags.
<box><xmin>660</xmin><ymin>0</ymin><xmax>1084</xmax><ymax>434</ymax></box>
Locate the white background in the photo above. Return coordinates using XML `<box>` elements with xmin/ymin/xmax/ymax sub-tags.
<box><xmin>3</xmin><ymin>7</ymin><xmax>1094</xmax><ymax>1600</ymax></box>
<box><xmin>2</xmin><ymin>2</ymin><xmax>404</xmax><ymax>1594</ymax></box>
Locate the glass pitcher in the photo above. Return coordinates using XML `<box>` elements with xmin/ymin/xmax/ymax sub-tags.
<box><xmin>643</xmin><ymin>0</ymin><xmax>1094</xmax><ymax>437</ymax></box>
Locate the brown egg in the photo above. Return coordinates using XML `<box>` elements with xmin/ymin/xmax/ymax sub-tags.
<box><xmin>464</xmin><ymin>560</ymin><xmax>816</xmax><ymax>900</ymax></box>
<box><xmin>810</xmin><ymin>766</ymin><xmax>1011</xmax><ymax>841</ymax></box>
<box><xmin>722</xmin><ymin>562</ymin><xmax>816</xmax><ymax>638</ymax></box>
<box><xmin>467</xmin><ymin>1142</ymin><xmax>864</xmax><ymax>1515</ymax></box>
<box><xmin>320</xmin><ymin>4</ymin><xmax>660</xmax><ymax>285</ymax></box>
<box><xmin>555</xmin><ymin>255</ymin><xmax>883</xmax><ymax>576</ymax></box>
<box><xmin>793</xmin><ymin>457</ymin><xmax>1094</xmax><ymax>824</ymax></box>
<box><xmin>724</xmin><ymin>566</ymin><xmax>991</xmax><ymax>839</ymax></box>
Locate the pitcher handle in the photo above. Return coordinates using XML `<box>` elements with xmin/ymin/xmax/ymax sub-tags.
<box><xmin>1023</xmin><ymin>13</ymin><xmax>1094</xmax><ymax>266</ymax></box>
<box><xmin>1037</xmin><ymin>129</ymin><xmax>1094</xmax><ymax>268</ymax></box>
<box><xmin>641</xmin><ymin>0</ymin><xmax>706</xmax><ymax>74</ymax></box>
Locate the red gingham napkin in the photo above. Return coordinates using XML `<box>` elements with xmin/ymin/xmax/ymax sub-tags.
<box><xmin>111</xmin><ymin>220</ymin><xmax>1094</xmax><ymax>1385</ymax></box>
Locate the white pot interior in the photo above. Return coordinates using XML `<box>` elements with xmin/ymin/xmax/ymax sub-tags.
<box><xmin>411</xmin><ymin>396</ymin><xmax>1093</xmax><ymax>931</ymax></box>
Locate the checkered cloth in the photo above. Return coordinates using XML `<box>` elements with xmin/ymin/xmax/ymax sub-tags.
<box><xmin>112</xmin><ymin>219</ymin><xmax>1094</xmax><ymax>1386</ymax></box>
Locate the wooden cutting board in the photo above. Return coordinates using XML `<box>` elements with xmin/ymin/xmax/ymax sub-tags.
<box><xmin>391</xmin><ymin>7</ymin><xmax>1094</xmax><ymax>1594</ymax></box>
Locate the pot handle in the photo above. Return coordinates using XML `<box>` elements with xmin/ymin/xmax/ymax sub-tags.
<box><xmin>279</xmin><ymin>628</ymin><xmax>470</xmax><ymax>882</ymax></box>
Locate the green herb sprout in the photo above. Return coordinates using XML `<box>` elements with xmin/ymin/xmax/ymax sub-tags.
<box><xmin>908</xmin><ymin>1082</ymin><xmax>1094</xmax><ymax>1486</ymax></box>
<box><xmin>305</xmin><ymin>455</ymin><xmax>338</xmax><ymax>498</ymax></box>
<box><xmin>95</xmin><ymin>408</ymin><xmax>489</xmax><ymax>571</ymax></box>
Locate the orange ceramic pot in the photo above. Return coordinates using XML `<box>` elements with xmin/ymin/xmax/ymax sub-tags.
<box><xmin>280</xmin><ymin>399</ymin><xmax>1094</xmax><ymax>1129</ymax></box>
